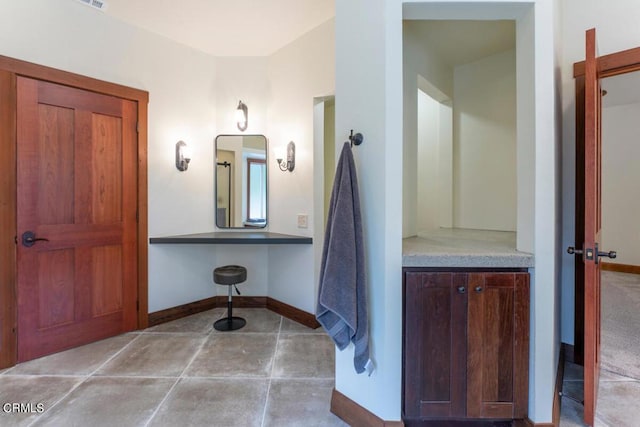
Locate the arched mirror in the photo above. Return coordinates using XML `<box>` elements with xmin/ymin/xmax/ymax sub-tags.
<box><xmin>215</xmin><ymin>134</ymin><xmax>268</xmax><ymax>228</ymax></box>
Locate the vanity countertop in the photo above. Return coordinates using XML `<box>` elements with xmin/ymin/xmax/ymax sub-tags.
<box><xmin>149</xmin><ymin>231</ymin><xmax>312</xmax><ymax>245</ymax></box>
<box><xmin>403</xmin><ymin>228</ymin><xmax>534</xmax><ymax>268</ymax></box>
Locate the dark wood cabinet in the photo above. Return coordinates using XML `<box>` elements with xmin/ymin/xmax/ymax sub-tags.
<box><xmin>403</xmin><ymin>269</ymin><xmax>529</xmax><ymax>423</ymax></box>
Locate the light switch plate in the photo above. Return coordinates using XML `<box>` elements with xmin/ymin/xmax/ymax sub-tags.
<box><xmin>297</xmin><ymin>214</ymin><xmax>308</xmax><ymax>228</ymax></box>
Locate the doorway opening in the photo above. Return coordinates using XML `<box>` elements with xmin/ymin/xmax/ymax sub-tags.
<box><xmin>599</xmin><ymin>71</ymin><xmax>640</xmax><ymax>381</ymax></box>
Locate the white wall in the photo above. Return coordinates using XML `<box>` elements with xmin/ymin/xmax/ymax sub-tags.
<box><xmin>267</xmin><ymin>19</ymin><xmax>335</xmax><ymax>313</ymax></box>
<box><xmin>0</xmin><ymin>0</ymin><xmax>227</xmax><ymax>312</ymax></box>
<box><xmin>601</xmin><ymin>103</ymin><xmax>640</xmax><ymax>266</ymax></box>
<box><xmin>336</xmin><ymin>0</ymin><xmax>559</xmax><ymax>423</ymax></box>
<box><xmin>403</xmin><ymin>21</ymin><xmax>453</xmax><ymax>237</ymax></box>
<box><xmin>453</xmin><ymin>49</ymin><xmax>517</xmax><ymax>231</ymax></box>
<box><xmin>416</xmin><ymin>90</ymin><xmax>453</xmax><ymax>231</ymax></box>
<box><xmin>560</xmin><ymin>0</ymin><xmax>640</xmax><ymax>345</ymax></box>
<box><xmin>0</xmin><ymin>0</ymin><xmax>335</xmax><ymax>314</ymax></box>
<box><xmin>323</xmin><ymin>100</ymin><xmax>336</xmax><ymax>224</ymax></box>
<box><xmin>417</xmin><ymin>90</ymin><xmax>442</xmax><ymax>231</ymax></box>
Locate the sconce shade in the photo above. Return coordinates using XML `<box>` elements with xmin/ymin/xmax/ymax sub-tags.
<box><xmin>236</xmin><ymin>100</ymin><xmax>248</xmax><ymax>132</ymax></box>
<box><xmin>274</xmin><ymin>146</ymin><xmax>285</xmax><ymax>163</ymax></box>
<box><xmin>176</xmin><ymin>140</ymin><xmax>191</xmax><ymax>171</ymax></box>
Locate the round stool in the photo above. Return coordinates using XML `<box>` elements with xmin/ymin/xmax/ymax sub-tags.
<box><xmin>213</xmin><ymin>265</ymin><xmax>247</xmax><ymax>331</ymax></box>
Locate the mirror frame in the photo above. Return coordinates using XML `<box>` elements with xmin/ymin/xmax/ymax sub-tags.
<box><xmin>214</xmin><ymin>134</ymin><xmax>268</xmax><ymax>229</ymax></box>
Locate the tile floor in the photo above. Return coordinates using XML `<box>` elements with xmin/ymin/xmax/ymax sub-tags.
<box><xmin>560</xmin><ymin>360</ymin><xmax>640</xmax><ymax>426</ymax></box>
<box><xmin>0</xmin><ymin>308</ymin><xmax>349</xmax><ymax>427</ymax></box>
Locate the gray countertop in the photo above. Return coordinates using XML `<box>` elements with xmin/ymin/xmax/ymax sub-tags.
<box><xmin>402</xmin><ymin>228</ymin><xmax>534</xmax><ymax>268</ymax></box>
<box><xmin>149</xmin><ymin>231</ymin><xmax>312</xmax><ymax>245</ymax></box>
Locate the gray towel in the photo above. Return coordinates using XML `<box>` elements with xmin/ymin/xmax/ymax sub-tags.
<box><xmin>316</xmin><ymin>142</ymin><xmax>372</xmax><ymax>375</ymax></box>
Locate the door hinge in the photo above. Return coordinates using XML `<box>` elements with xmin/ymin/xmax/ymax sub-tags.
<box><xmin>136</xmin><ymin>210</ymin><xmax>139</xmax><ymax>222</ymax></box>
<box><xmin>136</xmin><ymin>122</ymin><xmax>139</xmax><ymax>133</ymax></box>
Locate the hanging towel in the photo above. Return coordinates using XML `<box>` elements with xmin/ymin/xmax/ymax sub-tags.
<box><xmin>316</xmin><ymin>142</ymin><xmax>373</xmax><ymax>375</ymax></box>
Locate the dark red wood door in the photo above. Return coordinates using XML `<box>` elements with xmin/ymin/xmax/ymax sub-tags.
<box><xmin>404</xmin><ymin>272</ymin><xmax>467</xmax><ymax>419</ymax></box>
<box><xmin>583</xmin><ymin>27</ymin><xmax>602</xmax><ymax>426</ymax></box>
<box><xmin>16</xmin><ymin>77</ymin><xmax>138</xmax><ymax>362</ymax></box>
<box><xmin>466</xmin><ymin>273</ymin><xmax>529</xmax><ymax>420</ymax></box>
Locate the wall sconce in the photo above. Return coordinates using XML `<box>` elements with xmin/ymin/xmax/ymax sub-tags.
<box><xmin>236</xmin><ymin>100</ymin><xmax>248</xmax><ymax>132</ymax></box>
<box><xmin>175</xmin><ymin>140</ymin><xmax>191</xmax><ymax>171</ymax></box>
<box><xmin>275</xmin><ymin>141</ymin><xmax>295</xmax><ymax>172</ymax></box>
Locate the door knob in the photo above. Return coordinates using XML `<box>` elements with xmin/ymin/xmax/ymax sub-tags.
<box><xmin>595</xmin><ymin>243</ymin><xmax>616</xmax><ymax>264</ymax></box>
<box><xmin>21</xmin><ymin>231</ymin><xmax>49</xmax><ymax>247</ymax></box>
<box><xmin>597</xmin><ymin>250</ymin><xmax>617</xmax><ymax>259</ymax></box>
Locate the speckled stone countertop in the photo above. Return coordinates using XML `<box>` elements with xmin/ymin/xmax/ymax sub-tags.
<box><xmin>402</xmin><ymin>228</ymin><xmax>534</xmax><ymax>268</ymax></box>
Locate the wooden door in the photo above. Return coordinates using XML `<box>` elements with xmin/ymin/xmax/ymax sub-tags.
<box><xmin>403</xmin><ymin>272</ymin><xmax>467</xmax><ymax>419</ymax></box>
<box><xmin>572</xmin><ymin>29</ymin><xmax>640</xmax><ymax>427</ymax></box>
<box><xmin>16</xmin><ymin>77</ymin><xmax>138</xmax><ymax>362</ymax></box>
<box><xmin>466</xmin><ymin>272</ymin><xmax>529</xmax><ymax>420</ymax></box>
<box><xmin>582</xmin><ymin>28</ymin><xmax>602</xmax><ymax>426</ymax></box>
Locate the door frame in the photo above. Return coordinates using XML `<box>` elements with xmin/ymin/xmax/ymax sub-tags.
<box><xmin>0</xmin><ymin>55</ymin><xmax>149</xmax><ymax>368</ymax></box>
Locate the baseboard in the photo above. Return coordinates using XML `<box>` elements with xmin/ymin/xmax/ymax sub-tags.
<box><xmin>222</xmin><ymin>295</ymin><xmax>268</xmax><ymax>308</ymax></box>
<box><xmin>331</xmin><ymin>389</ymin><xmax>404</xmax><ymax>427</ymax></box>
<box><xmin>514</xmin><ymin>420</ymin><xmax>553</xmax><ymax>427</ymax></box>
<box><xmin>148</xmin><ymin>296</ymin><xmax>217</xmax><ymax>326</ymax></box>
<box><xmin>267</xmin><ymin>297</ymin><xmax>320</xmax><ymax>329</ymax></box>
<box><xmin>601</xmin><ymin>262</ymin><xmax>640</xmax><ymax>274</ymax></box>
<box><xmin>148</xmin><ymin>295</ymin><xmax>318</xmax><ymax>329</ymax></box>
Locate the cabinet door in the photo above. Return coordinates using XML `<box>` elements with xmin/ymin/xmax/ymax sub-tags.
<box><xmin>467</xmin><ymin>272</ymin><xmax>529</xmax><ymax>419</ymax></box>
<box><xmin>404</xmin><ymin>272</ymin><xmax>467</xmax><ymax>419</ymax></box>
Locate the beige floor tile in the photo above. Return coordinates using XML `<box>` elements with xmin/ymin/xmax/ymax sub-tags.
<box><xmin>149</xmin><ymin>377</ymin><xmax>268</xmax><ymax>427</ymax></box>
<box><xmin>214</xmin><ymin>308</ymin><xmax>281</xmax><ymax>333</ymax></box>
<box><xmin>272</xmin><ymin>334</ymin><xmax>334</xmax><ymax>379</ymax></box>
<box><xmin>96</xmin><ymin>333</ymin><xmax>206</xmax><ymax>377</ymax></box>
<box><xmin>263</xmin><ymin>379</ymin><xmax>347</xmax><ymax>427</ymax></box>
<box><xmin>32</xmin><ymin>377</ymin><xmax>175</xmax><ymax>427</ymax></box>
<box><xmin>1</xmin><ymin>309</ymin><xmax>342</xmax><ymax>426</ymax></box>
<box><xmin>146</xmin><ymin>308</ymin><xmax>225</xmax><ymax>334</ymax></box>
<box><xmin>280</xmin><ymin>317</ymin><xmax>325</xmax><ymax>334</ymax></box>
<box><xmin>7</xmin><ymin>334</ymin><xmax>137</xmax><ymax>376</ymax></box>
<box><xmin>184</xmin><ymin>333</ymin><xmax>277</xmax><ymax>378</ymax></box>
<box><xmin>0</xmin><ymin>376</ymin><xmax>82</xmax><ymax>427</ymax></box>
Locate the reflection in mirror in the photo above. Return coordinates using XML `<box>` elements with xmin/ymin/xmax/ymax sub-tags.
<box><xmin>215</xmin><ymin>135</ymin><xmax>267</xmax><ymax>228</ymax></box>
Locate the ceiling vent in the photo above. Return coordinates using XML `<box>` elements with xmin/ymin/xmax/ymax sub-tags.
<box><xmin>75</xmin><ymin>0</ymin><xmax>108</xmax><ymax>12</ymax></box>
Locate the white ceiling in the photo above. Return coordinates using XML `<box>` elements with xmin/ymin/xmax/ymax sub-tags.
<box><xmin>404</xmin><ymin>20</ymin><xmax>516</xmax><ymax>67</ymax></box>
<box><xmin>103</xmin><ymin>0</ymin><xmax>335</xmax><ymax>57</ymax></box>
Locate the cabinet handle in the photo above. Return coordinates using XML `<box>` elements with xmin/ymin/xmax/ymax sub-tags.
<box><xmin>457</xmin><ymin>286</ymin><xmax>466</xmax><ymax>294</ymax></box>
<box><xmin>475</xmin><ymin>286</ymin><xmax>483</xmax><ymax>293</ymax></box>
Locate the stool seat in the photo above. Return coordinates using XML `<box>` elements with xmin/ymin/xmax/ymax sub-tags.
<box><xmin>214</xmin><ymin>265</ymin><xmax>247</xmax><ymax>285</ymax></box>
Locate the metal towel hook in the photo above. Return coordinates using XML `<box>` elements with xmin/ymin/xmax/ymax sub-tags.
<box><xmin>349</xmin><ymin>129</ymin><xmax>364</xmax><ymax>147</ymax></box>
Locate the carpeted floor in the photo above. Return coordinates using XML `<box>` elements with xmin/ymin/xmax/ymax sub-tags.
<box><xmin>601</xmin><ymin>271</ymin><xmax>640</xmax><ymax>380</ymax></box>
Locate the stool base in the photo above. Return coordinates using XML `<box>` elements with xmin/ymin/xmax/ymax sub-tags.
<box><xmin>214</xmin><ymin>316</ymin><xmax>246</xmax><ymax>331</ymax></box>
